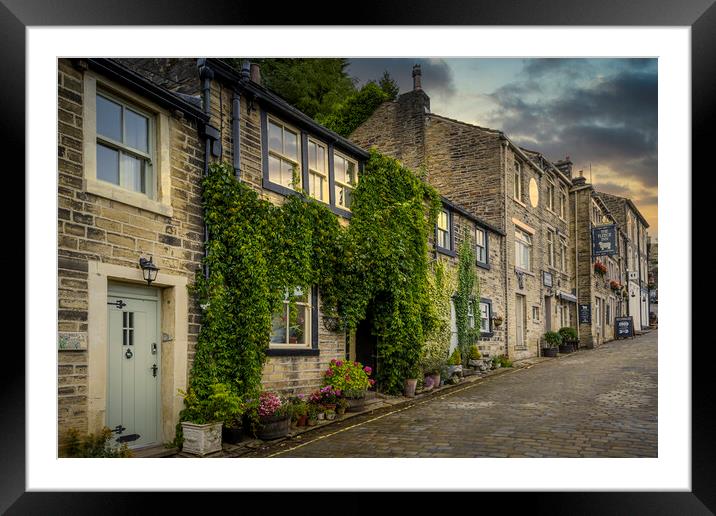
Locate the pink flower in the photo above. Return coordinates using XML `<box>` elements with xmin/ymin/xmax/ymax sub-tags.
<box><xmin>363</xmin><ymin>366</ymin><xmax>372</xmax><ymax>375</ymax></box>
<box><xmin>369</xmin><ymin>379</ymin><xmax>376</xmax><ymax>385</ymax></box>
<box><xmin>330</xmin><ymin>358</ymin><xmax>337</xmax><ymax>364</ymax></box>
<box><xmin>326</xmin><ymin>369</ymin><xmax>334</xmax><ymax>377</ymax></box>
<box><xmin>354</xmin><ymin>362</ymin><xmax>361</xmax><ymax>367</ymax></box>
<box><xmin>336</xmin><ymin>360</ymin><xmax>343</xmax><ymax>367</ymax></box>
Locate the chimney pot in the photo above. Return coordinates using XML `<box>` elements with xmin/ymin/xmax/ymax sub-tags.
<box><xmin>412</xmin><ymin>64</ymin><xmax>422</xmax><ymax>91</ymax></box>
<box><xmin>250</xmin><ymin>63</ymin><xmax>261</xmax><ymax>84</ymax></box>
<box><xmin>240</xmin><ymin>60</ymin><xmax>250</xmax><ymax>81</ymax></box>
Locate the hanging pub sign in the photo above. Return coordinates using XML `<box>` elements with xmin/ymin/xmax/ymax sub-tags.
<box><xmin>615</xmin><ymin>316</ymin><xmax>635</xmax><ymax>339</ymax></box>
<box><xmin>592</xmin><ymin>224</ymin><xmax>618</xmax><ymax>256</ymax></box>
<box><xmin>578</xmin><ymin>304</ymin><xmax>591</xmax><ymax>324</ymax></box>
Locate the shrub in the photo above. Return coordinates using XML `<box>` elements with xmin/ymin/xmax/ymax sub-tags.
<box><xmin>496</xmin><ymin>355</ymin><xmax>512</xmax><ymax>368</ymax></box>
<box><xmin>469</xmin><ymin>344</ymin><xmax>481</xmax><ymax>360</ymax></box>
<box><xmin>558</xmin><ymin>326</ymin><xmax>578</xmax><ymax>343</ymax></box>
<box><xmin>543</xmin><ymin>331</ymin><xmax>562</xmax><ymax>348</ymax></box>
<box><xmin>322</xmin><ymin>359</ymin><xmax>373</xmax><ymax>397</ymax></box>
<box><xmin>179</xmin><ymin>382</ymin><xmax>244</xmax><ymax>425</ymax></box>
<box><xmin>61</xmin><ymin>427</ymin><xmax>133</xmax><ymax>458</ymax></box>
<box><xmin>448</xmin><ymin>348</ymin><xmax>462</xmax><ymax>366</ymax></box>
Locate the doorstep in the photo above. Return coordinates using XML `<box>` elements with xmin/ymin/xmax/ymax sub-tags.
<box><xmin>132</xmin><ymin>444</ymin><xmax>178</xmax><ymax>458</ymax></box>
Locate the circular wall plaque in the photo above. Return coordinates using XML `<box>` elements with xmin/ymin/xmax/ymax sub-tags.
<box><xmin>529</xmin><ymin>177</ymin><xmax>539</xmax><ymax>207</ymax></box>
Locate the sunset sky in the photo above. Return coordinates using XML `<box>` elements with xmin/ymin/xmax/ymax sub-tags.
<box><xmin>347</xmin><ymin>58</ymin><xmax>658</xmax><ymax>238</ymax></box>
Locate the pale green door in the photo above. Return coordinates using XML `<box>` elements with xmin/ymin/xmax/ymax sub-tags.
<box><xmin>107</xmin><ymin>286</ymin><xmax>160</xmax><ymax>449</ymax></box>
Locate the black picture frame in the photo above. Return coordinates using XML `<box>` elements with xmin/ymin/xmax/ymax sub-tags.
<box><xmin>5</xmin><ymin>0</ymin><xmax>708</xmax><ymax>513</ymax></box>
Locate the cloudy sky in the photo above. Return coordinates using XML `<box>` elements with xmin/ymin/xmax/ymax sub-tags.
<box><xmin>347</xmin><ymin>58</ymin><xmax>658</xmax><ymax>237</ymax></box>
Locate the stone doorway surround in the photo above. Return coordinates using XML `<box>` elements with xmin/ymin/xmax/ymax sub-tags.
<box><xmin>86</xmin><ymin>260</ymin><xmax>188</xmax><ymax>444</ymax></box>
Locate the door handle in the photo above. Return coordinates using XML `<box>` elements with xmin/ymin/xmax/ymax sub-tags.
<box><xmin>151</xmin><ymin>364</ymin><xmax>158</xmax><ymax>377</ymax></box>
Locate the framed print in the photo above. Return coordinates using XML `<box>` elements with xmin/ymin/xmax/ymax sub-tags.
<box><xmin>5</xmin><ymin>0</ymin><xmax>710</xmax><ymax>512</ymax></box>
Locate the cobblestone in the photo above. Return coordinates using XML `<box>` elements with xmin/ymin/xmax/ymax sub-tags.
<box><xmin>242</xmin><ymin>330</ymin><xmax>657</xmax><ymax>458</ymax></box>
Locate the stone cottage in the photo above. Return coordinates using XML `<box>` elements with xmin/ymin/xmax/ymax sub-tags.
<box><xmin>350</xmin><ymin>65</ymin><xmax>576</xmax><ymax>360</ymax></box>
<box><xmin>596</xmin><ymin>191</ymin><xmax>651</xmax><ymax>330</ymax></box>
<box><xmin>57</xmin><ymin>58</ymin><xmax>209</xmax><ymax>451</ymax></box>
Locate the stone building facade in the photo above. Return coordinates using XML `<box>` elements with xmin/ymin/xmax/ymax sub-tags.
<box><xmin>571</xmin><ymin>177</ymin><xmax>629</xmax><ymax>347</ymax></box>
<box><xmin>597</xmin><ymin>191</ymin><xmax>651</xmax><ymax>330</ymax></box>
<box><xmin>57</xmin><ymin>58</ymin><xmax>209</xmax><ymax>450</ymax></box>
<box><xmin>350</xmin><ymin>65</ymin><xmax>576</xmax><ymax>360</ymax></box>
<box><xmin>127</xmin><ymin>58</ymin><xmax>371</xmax><ymax>395</ymax></box>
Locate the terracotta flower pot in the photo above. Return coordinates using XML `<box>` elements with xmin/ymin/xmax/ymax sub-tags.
<box><xmin>404</xmin><ymin>378</ymin><xmax>418</xmax><ymax>398</ymax></box>
<box><xmin>430</xmin><ymin>373</ymin><xmax>441</xmax><ymax>388</ymax></box>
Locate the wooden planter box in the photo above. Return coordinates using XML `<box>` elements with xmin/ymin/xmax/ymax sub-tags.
<box><xmin>181</xmin><ymin>421</ymin><xmax>222</xmax><ymax>456</ymax></box>
<box><xmin>256</xmin><ymin>414</ymin><xmax>291</xmax><ymax>440</ymax></box>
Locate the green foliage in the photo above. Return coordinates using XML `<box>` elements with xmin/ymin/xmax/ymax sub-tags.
<box><xmin>378</xmin><ymin>70</ymin><xmax>400</xmax><ymax>100</ymax></box>
<box><xmin>342</xmin><ymin>150</ymin><xmax>441</xmax><ymax>393</ymax></box>
<box><xmin>420</xmin><ymin>260</ymin><xmax>455</xmax><ymax>375</ymax></box>
<box><xmin>543</xmin><ymin>331</ymin><xmax>563</xmax><ymax>348</ymax></box>
<box><xmin>469</xmin><ymin>344</ymin><xmax>481</xmax><ymax>360</ymax></box>
<box><xmin>558</xmin><ymin>326</ymin><xmax>578</xmax><ymax>343</ymax></box>
<box><xmin>240</xmin><ymin>58</ymin><xmax>356</xmax><ymax>119</ymax></box>
<box><xmin>454</xmin><ymin>235</ymin><xmax>481</xmax><ymax>363</ymax></box>
<box><xmin>448</xmin><ymin>348</ymin><xmax>462</xmax><ymax>366</ymax></box>
<box><xmin>495</xmin><ymin>355</ymin><xmax>512</xmax><ymax>368</ymax></box>
<box><xmin>61</xmin><ymin>427</ymin><xmax>133</xmax><ymax>458</ymax></box>
<box><xmin>179</xmin><ymin>382</ymin><xmax>244</xmax><ymax>425</ymax></box>
<box><xmin>322</xmin><ymin>359</ymin><xmax>372</xmax><ymax>396</ymax></box>
<box><xmin>317</xmin><ymin>82</ymin><xmax>391</xmax><ymax>137</ymax></box>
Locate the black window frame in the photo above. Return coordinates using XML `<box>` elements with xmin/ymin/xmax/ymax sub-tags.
<box><xmin>260</xmin><ymin>107</ymin><xmax>361</xmax><ymax>219</ymax></box>
<box><xmin>478</xmin><ymin>297</ymin><xmax>494</xmax><ymax>337</ymax></box>
<box><xmin>266</xmin><ymin>285</ymin><xmax>321</xmax><ymax>357</ymax></box>
<box><xmin>436</xmin><ymin>207</ymin><xmax>456</xmax><ymax>257</ymax></box>
<box><xmin>475</xmin><ymin>225</ymin><xmax>490</xmax><ymax>269</ymax></box>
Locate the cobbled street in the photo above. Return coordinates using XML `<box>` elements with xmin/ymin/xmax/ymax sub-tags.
<box><xmin>248</xmin><ymin>331</ymin><xmax>657</xmax><ymax>458</ymax></box>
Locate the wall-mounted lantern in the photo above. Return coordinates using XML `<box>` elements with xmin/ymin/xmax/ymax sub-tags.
<box><xmin>139</xmin><ymin>256</ymin><xmax>159</xmax><ymax>286</ymax></box>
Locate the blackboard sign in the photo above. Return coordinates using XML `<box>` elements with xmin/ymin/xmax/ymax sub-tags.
<box><xmin>579</xmin><ymin>304</ymin><xmax>591</xmax><ymax>324</ymax></box>
<box><xmin>592</xmin><ymin>224</ymin><xmax>618</xmax><ymax>256</ymax></box>
<box><xmin>615</xmin><ymin>316</ymin><xmax>634</xmax><ymax>339</ymax></box>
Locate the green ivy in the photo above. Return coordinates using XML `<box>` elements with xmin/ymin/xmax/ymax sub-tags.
<box><xmin>454</xmin><ymin>234</ymin><xmax>481</xmax><ymax>364</ymax></box>
<box><xmin>420</xmin><ymin>259</ymin><xmax>455</xmax><ymax>375</ymax></box>
<box><xmin>186</xmin><ymin>151</ymin><xmax>441</xmax><ymax>411</ymax></box>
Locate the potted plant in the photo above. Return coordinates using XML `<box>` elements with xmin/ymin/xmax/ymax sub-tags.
<box><xmin>491</xmin><ymin>314</ymin><xmax>504</xmax><ymax>328</ymax></box>
<box><xmin>446</xmin><ymin>348</ymin><xmax>462</xmax><ymax>377</ymax></box>
<box><xmin>336</xmin><ymin>398</ymin><xmax>348</xmax><ymax>416</ymax></box>
<box><xmin>557</xmin><ymin>326</ymin><xmax>578</xmax><ymax>353</ymax></box>
<box><xmin>253</xmin><ymin>391</ymin><xmax>292</xmax><ymax>440</ymax></box>
<box><xmin>325</xmin><ymin>408</ymin><xmax>337</xmax><ymax>421</ymax></box>
<box><xmin>422</xmin><ymin>374</ymin><xmax>435</xmax><ymax>392</ymax></box>
<box><xmin>542</xmin><ymin>331</ymin><xmax>562</xmax><ymax>357</ymax></box>
<box><xmin>179</xmin><ymin>382</ymin><xmax>242</xmax><ymax>456</ymax></box>
<box><xmin>467</xmin><ymin>344</ymin><xmax>482</xmax><ymax>368</ymax></box>
<box><xmin>322</xmin><ymin>359</ymin><xmax>373</xmax><ymax>412</ymax></box>
<box><xmin>404</xmin><ymin>365</ymin><xmax>420</xmax><ymax>398</ymax></box>
<box><xmin>307</xmin><ymin>403</ymin><xmax>318</xmax><ymax>426</ymax></box>
<box><xmin>289</xmin><ymin>396</ymin><xmax>309</xmax><ymax>427</ymax></box>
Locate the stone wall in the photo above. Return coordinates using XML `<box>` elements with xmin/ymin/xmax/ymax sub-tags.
<box><xmin>57</xmin><ymin>58</ymin><xmax>205</xmax><ymax>438</ymax></box>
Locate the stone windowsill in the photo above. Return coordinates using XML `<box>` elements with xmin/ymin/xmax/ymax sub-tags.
<box><xmin>85</xmin><ymin>178</ymin><xmax>173</xmax><ymax>218</ymax></box>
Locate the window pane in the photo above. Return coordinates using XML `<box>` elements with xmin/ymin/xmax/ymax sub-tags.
<box><xmin>289</xmin><ymin>305</ymin><xmax>307</xmax><ymax>344</ymax></box>
<box><xmin>270</xmin><ymin>305</ymin><xmax>288</xmax><ymax>344</ymax></box>
<box><xmin>97</xmin><ymin>95</ymin><xmax>122</xmax><ymax>141</ymax></box>
<box><xmin>476</xmin><ymin>229</ymin><xmax>484</xmax><ymax>246</ymax></box>
<box><xmin>121</xmin><ymin>153</ymin><xmax>144</xmax><ymax>193</ymax></box>
<box><xmin>268</xmin><ymin>155</ymin><xmax>282</xmax><ymax>184</ymax></box>
<box><xmin>316</xmin><ymin>145</ymin><xmax>325</xmax><ymax>173</ymax></box>
<box><xmin>346</xmin><ymin>160</ymin><xmax>357</xmax><ymax>186</ymax></box>
<box><xmin>268</xmin><ymin>121</ymin><xmax>283</xmax><ymax>153</ymax></box>
<box><xmin>282</xmin><ymin>160</ymin><xmax>298</xmax><ymax>188</ymax></box>
<box><xmin>308</xmin><ymin>141</ymin><xmax>317</xmax><ymax>170</ymax></box>
<box><xmin>334</xmin><ymin>156</ymin><xmax>345</xmax><ymax>184</ymax></box>
<box><xmin>124</xmin><ymin>109</ymin><xmax>148</xmax><ymax>153</ymax></box>
<box><xmin>284</xmin><ymin>128</ymin><xmax>298</xmax><ymax>160</ymax></box>
<box><xmin>97</xmin><ymin>144</ymin><xmax>119</xmax><ymax>185</ymax></box>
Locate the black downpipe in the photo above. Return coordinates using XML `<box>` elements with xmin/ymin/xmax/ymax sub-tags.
<box><xmin>198</xmin><ymin>59</ymin><xmax>214</xmax><ymax>280</ymax></box>
<box><xmin>232</xmin><ymin>89</ymin><xmax>241</xmax><ymax>179</ymax></box>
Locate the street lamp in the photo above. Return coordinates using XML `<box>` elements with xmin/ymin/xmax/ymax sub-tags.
<box><xmin>139</xmin><ymin>256</ymin><xmax>159</xmax><ymax>286</ymax></box>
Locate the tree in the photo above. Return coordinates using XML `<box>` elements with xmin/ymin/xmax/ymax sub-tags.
<box><xmin>316</xmin><ymin>82</ymin><xmax>390</xmax><ymax>137</ymax></box>
<box><xmin>378</xmin><ymin>70</ymin><xmax>400</xmax><ymax>100</ymax></box>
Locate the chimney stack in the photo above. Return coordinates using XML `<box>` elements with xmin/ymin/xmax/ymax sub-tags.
<box><xmin>240</xmin><ymin>60</ymin><xmax>250</xmax><ymax>81</ymax></box>
<box><xmin>250</xmin><ymin>63</ymin><xmax>261</xmax><ymax>84</ymax></box>
<box><xmin>572</xmin><ymin>170</ymin><xmax>586</xmax><ymax>186</ymax></box>
<box><xmin>412</xmin><ymin>64</ymin><xmax>422</xmax><ymax>91</ymax></box>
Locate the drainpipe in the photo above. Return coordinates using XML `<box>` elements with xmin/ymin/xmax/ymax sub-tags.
<box><xmin>574</xmin><ymin>186</ymin><xmax>579</xmax><ymax>340</ymax></box>
<box><xmin>232</xmin><ymin>88</ymin><xmax>241</xmax><ymax>179</ymax></box>
<box><xmin>500</xmin><ymin>139</ymin><xmax>510</xmax><ymax>358</ymax></box>
<box><xmin>198</xmin><ymin>59</ymin><xmax>214</xmax><ymax>280</ymax></box>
